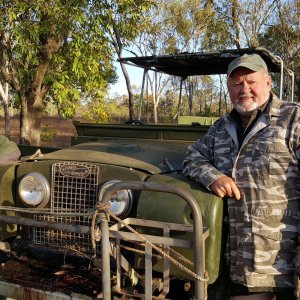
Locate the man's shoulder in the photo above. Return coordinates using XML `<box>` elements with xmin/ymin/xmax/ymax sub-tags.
<box><xmin>211</xmin><ymin>115</ymin><xmax>229</xmax><ymax>126</ymax></box>
<box><xmin>270</xmin><ymin>94</ymin><xmax>300</xmax><ymax>113</ymax></box>
<box><xmin>279</xmin><ymin>99</ymin><xmax>300</xmax><ymax>108</ymax></box>
<box><xmin>205</xmin><ymin>116</ymin><xmax>228</xmax><ymax>132</ymax></box>
<box><xmin>278</xmin><ymin>101</ymin><xmax>300</xmax><ymax>115</ymax></box>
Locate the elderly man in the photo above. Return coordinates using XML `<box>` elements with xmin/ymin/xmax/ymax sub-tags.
<box><xmin>183</xmin><ymin>54</ymin><xmax>300</xmax><ymax>299</ymax></box>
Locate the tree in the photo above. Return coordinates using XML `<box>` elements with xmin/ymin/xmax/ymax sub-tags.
<box><xmin>214</xmin><ymin>0</ymin><xmax>278</xmax><ymax>48</ymax></box>
<box><xmin>0</xmin><ymin>0</ymin><xmax>113</xmax><ymax>145</ymax></box>
<box><xmin>0</xmin><ymin>76</ymin><xmax>11</xmax><ymax>139</ymax></box>
<box><xmin>102</xmin><ymin>0</ymin><xmax>154</xmax><ymax>121</ymax></box>
<box><xmin>132</xmin><ymin>0</ymin><xmax>217</xmax><ymax>123</ymax></box>
<box><xmin>208</xmin><ymin>0</ymin><xmax>300</xmax><ymax>106</ymax></box>
<box><xmin>0</xmin><ymin>0</ymin><xmax>151</xmax><ymax>145</ymax></box>
<box><xmin>259</xmin><ymin>0</ymin><xmax>300</xmax><ymax>101</ymax></box>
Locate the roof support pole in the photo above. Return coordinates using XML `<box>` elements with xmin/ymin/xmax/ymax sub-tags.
<box><xmin>138</xmin><ymin>69</ymin><xmax>148</xmax><ymax>121</ymax></box>
<box><xmin>287</xmin><ymin>69</ymin><xmax>294</xmax><ymax>102</ymax></box>
<box><xmin>275</xmin><ymin>55</ymin><xmax>284</xmax><ymax>100</ymax></box>
<box><xmin>175</xmin><ymin>77</ymin><xmax>184</xmax><ymax>122</ymax></box>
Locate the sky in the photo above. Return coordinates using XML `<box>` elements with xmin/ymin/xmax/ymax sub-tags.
<box><xmin>109</xmin><ymin>59</ymin><xmax>144</xmax><ymax>97</ymax></box>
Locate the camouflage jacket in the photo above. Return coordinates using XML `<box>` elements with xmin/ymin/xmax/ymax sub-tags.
<box><xmin>182</xmin><ymin>93</ymin><xmax>300</xmax><ymax>289</ymax></box>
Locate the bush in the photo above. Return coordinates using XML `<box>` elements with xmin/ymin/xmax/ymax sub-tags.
<box><xmin>41</xmin><ymin>123</ymin><xmax>57</xmax><ymax>142</ymax></box>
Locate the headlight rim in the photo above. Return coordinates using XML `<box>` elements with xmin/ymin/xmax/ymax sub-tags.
<box><xmin>98</xmin><ymin>180</ymin><xmax>133</xmax><ymax>219</ymax></box>
<box><xmin>18</xmin><ymin>172</ymin><xmax>50</xmax><ymax>208</ymax></box>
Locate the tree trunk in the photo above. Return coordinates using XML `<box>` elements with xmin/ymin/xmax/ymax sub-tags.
<box><xmin>146</xmin><ymin>80</ymin><xmax>149</xmax><ymax>123</ymax></box>
<box><xmin>28</xmin><ymin>93</ymin><xmax>44</xmax><ymax>146</ymax></box>
<box><xmin>188</xmin><ymin>88</ymin><xmax>193</xmax><ymax>116</ymax></box>
<box><xmin>19</xmin><ymin>92</ymin><xmax>30</xmax><ymax>145</ymax></box>
<box><xmin>120</xmin><ymin>62</ymin><xmax>135</xmax><ymax>120</ymax></box>
<box><xmin>19</xmin><ymin>91</ymin><xmax>44</xmax><ymax>145</ymax></box>
<box><xmin>109</xmin><ymin>15</ymin><xmax>135</xmax><ymax>121</ymax></box>
<box><xmin>186</xmin><ymin>79</ymin><xmax>194</xmax><ymax>116</ymax></box>
<box><xmin>0</xmin><ymin>82</ymin><xmax>11</xmax><ymax>139</ymax></box>
<box><xmin>3</xmin><ymin>102</ymin><xmax>10</xmax><ymax>139</ymax></box>
<box><xmin>153</xmin><ymin>102</ymin><xmax>158</xmax><ymax>124</ymax></box>
<box><xmin>232</xmin><ymin>0</ymin><xmax>242</xmax><ymax>48</ymax></box>
<box><xmin>198</xmin><ymin>92</ymin><xmax>203</xmax><ymax>114</ymax></box>
<box><xmin>153</xmin><ymin>93</ymin><xmax>162</xmax><ymax>124</ymax></box>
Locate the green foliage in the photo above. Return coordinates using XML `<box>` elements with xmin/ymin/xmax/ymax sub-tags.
<box><xmin>102</xmin><ymin>0</ymin><xmax>154</xmax><ymax>47</ymax></box>
<box><xmin>196</xmin><ymin>105</ymin><xmax>220</xmax><ymax>117</ymax></box>
<box><xmin>258</xmin><ymin>4</ymin><xmax>300</xmax><ymax>62</ymax></box>
<box><xmin>81</xmin><ymin>94</ymin><xmax>129</xmax><ymax>123</ymax></box>
<box><xmin>203</xmin><ymin>16</ymin><xmax>232</xmax><ymax>50</ymax></box>
<box><xmin>40</xmin><ymin>123</ymin><xmax>57</xmax><ymax>142</ymax></box>
<box><xmin>160</xmin><ymin>0</ymin><xmax>216</xmax><ymax>53</ymax></box>
<box><xmin>82</xmin><ymin>100</ymin><xmax>110</xmax><ymax>123</ymax></box>
<box><xmin>0</xmin><ymin>0</ymin><xmax>153</xmax><ymax>135</ymax></box>
<box><xmin>257</xmin><ymin>0</ymin><xmax>300</xmax><ymax>100</ymax></box>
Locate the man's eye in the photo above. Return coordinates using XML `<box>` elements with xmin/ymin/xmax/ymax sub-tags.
<box><xmin>248</xmin><ymin>81</ymin><xmax>256</xmax><ymax>84</ymax></box>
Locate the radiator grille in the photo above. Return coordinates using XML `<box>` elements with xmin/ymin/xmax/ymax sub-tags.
<box><xmin>33</xmin><ymin>162</ymin><xmax>99</xmax><ymax>253</ymax></box>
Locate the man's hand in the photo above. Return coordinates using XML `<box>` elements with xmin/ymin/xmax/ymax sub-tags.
<box><xmin>209</xmin><ymin>175</ymin><xmax>241</xmax><ymax>200</ymax></box>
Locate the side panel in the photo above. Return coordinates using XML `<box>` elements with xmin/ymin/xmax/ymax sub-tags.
<box><xmin>72</xmin><ymin>122</ymin><xmax>209</xmax><ymax>143</ymax></box>
<box><xmin>136</xmin><ymin>173</ymin><xmax>224</xmax><ymax>284</ymax></box>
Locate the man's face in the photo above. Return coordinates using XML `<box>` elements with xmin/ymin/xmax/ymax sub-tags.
<box><xmin>227</xmin><ymin>67</ymin><xmax>272</xmax><ymax>116</ymax></box>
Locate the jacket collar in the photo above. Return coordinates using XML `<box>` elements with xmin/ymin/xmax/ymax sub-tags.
<box><xmin>267</xmin><ymin>92</ymin><xmax>284</xmax><ymax>117</ymax></box>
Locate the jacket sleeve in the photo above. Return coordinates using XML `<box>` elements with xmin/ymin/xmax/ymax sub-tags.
<box><xmin>0</xmin><ymin>135</ymin><xmax>21</xmax><ymax>162</ymax></box>
<box><xmin>182</xmin><ymin>123</ymin><xmax>226</xmax><ymax>189</ymax></box>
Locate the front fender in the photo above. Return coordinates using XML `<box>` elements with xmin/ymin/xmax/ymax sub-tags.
<box><xmin>136</xmin><ymin>173</ymin><xmax>224</xmax><ymax>284</ymax></box>
<box><xmin>0</xmin><ymin>163</ymin><xmax>20</xmax><ymax>241</ymax></box>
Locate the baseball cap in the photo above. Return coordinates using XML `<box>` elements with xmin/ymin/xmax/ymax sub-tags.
<box><xmin>227</xmin><ymin>53</ymin><xmax>268</xmax><ymax>76</ymax></box>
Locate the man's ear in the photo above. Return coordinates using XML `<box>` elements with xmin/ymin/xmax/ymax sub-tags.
<box><xmin>267</xmin><ymin>75</ymin><xmax>272</xmax><ymax>90</ymax></box>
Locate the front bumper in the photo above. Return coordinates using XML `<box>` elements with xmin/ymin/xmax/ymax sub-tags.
<box><xmin>0</xmin><ymin>181</ymin><xmax>209</xmax><ymax>300</ymax></box>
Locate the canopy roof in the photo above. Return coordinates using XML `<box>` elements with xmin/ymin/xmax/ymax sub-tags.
<box><xmin>119</xmin><ymin>47</ymin><xmax>282</xmax><ymax>78</ymax></box>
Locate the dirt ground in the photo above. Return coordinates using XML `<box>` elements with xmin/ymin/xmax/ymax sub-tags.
<box><xmin>0</xmin><ymin>115</ymin><xmax>78</xmax><ymax>148</ymax></box>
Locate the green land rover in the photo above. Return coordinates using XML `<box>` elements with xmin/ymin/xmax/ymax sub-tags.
<box><xmin>0</xmin><ymin>48</ymin><xmax>290</xmax><ymax>300</ymax></box>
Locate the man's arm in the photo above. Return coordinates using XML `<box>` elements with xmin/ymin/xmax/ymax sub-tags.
<box><xmin>182</xmin><ymin>125</ymin><xmax>240</xmax><ymax>200</ymax></box>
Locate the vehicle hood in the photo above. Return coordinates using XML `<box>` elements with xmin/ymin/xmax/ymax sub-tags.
<box><xmin>36</xmin><ymin>139</ymin><xmax>191</xmax><ymax>174</ymax></box>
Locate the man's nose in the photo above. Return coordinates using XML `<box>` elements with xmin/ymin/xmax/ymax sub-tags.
<box><xmin>240</xmin><ymin>81</ymin><xmax>250</xmax><ymax>93</ymax></box>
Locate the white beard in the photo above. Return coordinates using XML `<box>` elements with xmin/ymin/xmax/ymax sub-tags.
<box><xmin>234</xmin><ymin>101</ymin><xmax>259</xmax><ymax>114</ymax></box>
<box><xmin>233</xmin><ymin>92</ymin><xmax>268</xmax><ymax>115</ymax></box>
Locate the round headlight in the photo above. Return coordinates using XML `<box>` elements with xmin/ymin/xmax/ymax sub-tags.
<box><xmin>98</xmin><ymin>180</ymin><xmax>133</xmax><ymax>218</ymax></box>
<box><xmin>18</xmin><ymin>172</ymin><xmax>50</xmax><ymax>207</ymax></box>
